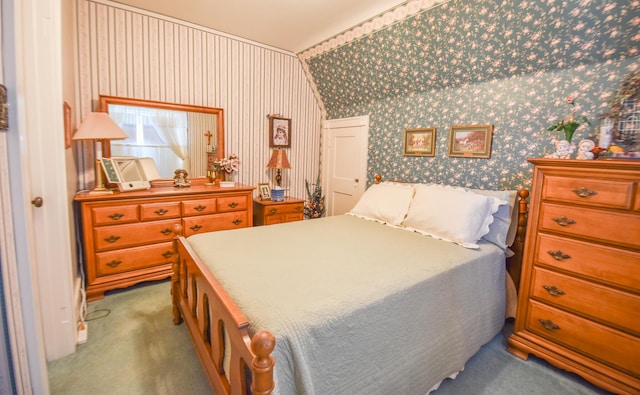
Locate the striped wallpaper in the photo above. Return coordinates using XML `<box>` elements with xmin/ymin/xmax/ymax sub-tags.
<box><xmin>76</xmin><ymin>0</ymin><xmax>323</xmax><ymax>200</ymax></box>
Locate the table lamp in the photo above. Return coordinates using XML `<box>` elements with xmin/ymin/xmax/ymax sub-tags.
<box><xmin>266</xmin><ymin>149</ymin><xmax>291</xmax><ymax>187</ymax></box>
<box><xmin>73</xmin><ymin>112</ymin><xmax>128</xmax><ymax>194</ymax></box>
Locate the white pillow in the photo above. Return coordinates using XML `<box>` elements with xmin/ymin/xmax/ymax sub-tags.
<box><xmin>402</xmin><ymin>184</ymin><xmax>507</xmax><ymax>249</ymax></box>
<box><xmin>347</xmin><ymin>182</ymin><xmax>415</xmax><ymax>226</ymax></box>
<box><xmin>467</xmin><ymin>189</ymin><xmax>517</xmax><ymax>250</ymax></box>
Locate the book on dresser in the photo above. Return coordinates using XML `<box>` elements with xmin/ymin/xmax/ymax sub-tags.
<box><xmin>74</xmin><ymin>184</ymin><xmax>254</xmax><ymax>301</ymax></box>
<box><xmin>507</xmin><ymin>158</ymin><xmax>640</xmax><ymax>395</ymax></box>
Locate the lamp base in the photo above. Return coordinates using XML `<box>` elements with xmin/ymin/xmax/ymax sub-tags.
<box><xmin>88</xmin><ymin>187</ymin><xmax>113</xmax><ymax>195</ymax></box>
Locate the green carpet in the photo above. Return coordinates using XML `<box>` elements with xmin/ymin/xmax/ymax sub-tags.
<box><xmin>48</xmin><ymin>280</ymin><xmax>611</xmax><ymax>395</ymax></box>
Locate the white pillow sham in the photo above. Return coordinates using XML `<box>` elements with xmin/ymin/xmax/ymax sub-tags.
<box><xmin>347</xmin><ymin>182</ymin><xmax>415</xmax><ymax>226</ymax></box>
<box><xmin>402</xmin><ymin>184</ymin><xmax>507</xmax><ymax>249</ymax></box>
<box><xmin>466</xmin><ymin>189</ymin><xmax>518</xmax><ymax>250</ymax></box>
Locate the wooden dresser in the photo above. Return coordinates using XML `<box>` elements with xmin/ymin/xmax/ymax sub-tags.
<box><xmin>507</xmin><ymin>159</ymin><xmax>640</xmax><ymax>394</ymax></box>
<box><xmin>75</xmin><ymin>184</ymin><xmax>254</xmax><ymax>301</ymax></box>
<box><xmin>253</xmin><ymin>197</ymin><xmax>305</xmax><ymax>226</ymax></box>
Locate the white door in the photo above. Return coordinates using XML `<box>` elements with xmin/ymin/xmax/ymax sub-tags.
<box><xmin>322</xmin><ymin>116</ymin><xmax>369</xmax><ymax>216</ymax></box>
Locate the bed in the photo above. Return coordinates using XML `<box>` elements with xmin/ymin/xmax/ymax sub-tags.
<box><xmin>170</xmin><ymin>177</ymin><xmax>530</xmax><ymax>395</ymax></box>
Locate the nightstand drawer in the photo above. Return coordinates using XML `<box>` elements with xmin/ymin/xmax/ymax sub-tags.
<box><xmin>94</xmin><ymin>219</ymin><xmax>180</xmax><ymax>251</ymax></box>
<box><xmin>95</xmin><ymin>242</ymin><xmax>174</xmax><ymax>277</ymax></box>
<box><xmin>535</xmin><ymin>234</ymin><xmax>640</xmax><ymax>291</ymax></box>
<box><xmin>140</xmin><ymin>201</ymin><xmax>181</xmax><ymax>221</ymax></box>
<box><xmin>264</xmin><ymin>203</ymin><xmax>303</xmax><ymax>215</ymax></box>
<box><xmin>92</xmin><ymin>204</ymin><xmax>139</xmax><ymax>225</ymax></box>
<box><xmin>526</xmin><ymin>301</ymin><xmax>640</xmax><ymax>377</ymax></box>
<box><xmin>542</xmin><ymin>176</ymin><xmax>634</xmax><ymax>209</ymax></box>
<box><xmin>531</xmin><ymin>267</ymin><xmax>640</xmax><ymax>334</ymax></box>
<box><xmin>539</xmin><ymin>203</ymin><xmax>640</xmax><ymax>248</ymax></box>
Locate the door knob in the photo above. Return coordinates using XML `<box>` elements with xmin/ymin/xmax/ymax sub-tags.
<box><xmin>31</xmin><ymin>197</ymin><xmax>43</xmax><ymax>207</ymax></box>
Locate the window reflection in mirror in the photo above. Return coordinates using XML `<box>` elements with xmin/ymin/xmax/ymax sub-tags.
<box><xmin>98</xmin><ymin>95</ymin><xmax>225</xmax><ymax>180</ymax></box>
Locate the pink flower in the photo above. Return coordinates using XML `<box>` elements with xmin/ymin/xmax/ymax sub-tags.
<box><xmin>565</xmin><ymin>96</ymin><xmax>574</xmax><ymax>105</ymax></box>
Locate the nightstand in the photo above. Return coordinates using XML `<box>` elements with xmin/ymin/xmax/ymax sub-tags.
<box><xmin>253</xmin><ymin>197</ymin><xmax>305</xmax><ymax>226</ymax></box>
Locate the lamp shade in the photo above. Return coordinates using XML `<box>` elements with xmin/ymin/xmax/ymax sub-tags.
<box><xmin>266</xmin><ymin>149</ymin><xmax>291</xmax><ymax>169</ymax></box>
<box><xmin>72</xmin><ymin>112</ymin><xmax>128</xmax><ymax>141</ymax></box>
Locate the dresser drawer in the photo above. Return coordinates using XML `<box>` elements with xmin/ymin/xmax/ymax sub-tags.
<box><xmin>94</xmin><ymin>219</ymin><xmax>180</xmax><ymax>251</ymax></box>
<box><xmin>182</xmin><ymin>198</ymin><xmax>217</xmax><ymax>216</ymax></box>
<box><xmin>539</xmin><ymin>203</ymin><xmax>640</xmax><ymax>248</ymax></box>
<box><xmin>531</xmin><ymin>267</ymin><xmax>640</xmax><ymax>334</ymax></box>
<box><xmin>542</xmin><ymin>176</ymin><xmax>634</xmax><ymax>209</ymax></box>
<box><xmin>140</xmin><ymin>201</ymin><xmax>181</xmax><ymax>221</ymax></box>
<box><xmin>217</xmin><ymin>195</ymin><xmax>248</xmax><ymax>212</ymax></box>
<box><xmin>92</xmin><ymin>204</ymin><xmax>139</xmax><ymax>225</ymax></box>
<box><xmin>526</xmin><ymin>301</ymin><xmax>640</xmax><ymax>377</ymax></box>
<box><xmin>536</xmin><ymin>234</ymin><xmax>640</xmax><ymax>291</ymax></box>
<box><xmin>182</xmin><ymin>211</ymin><xmax>249</xmax><ymax>236</ymax></box>
<box><xmin>95</xmin><ymin>242</ymin><xmax>174</xmax><ymax>277</ymax></box>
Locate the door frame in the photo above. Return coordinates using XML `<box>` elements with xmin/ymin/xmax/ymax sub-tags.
<box><xmin>321</xmin><ymin>115</ymin><xmax>369</xmax><ymax>216</ymax></box>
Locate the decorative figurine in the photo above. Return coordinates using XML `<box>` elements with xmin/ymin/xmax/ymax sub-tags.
<box><xmin>173</xmin><ymin>169</ymin><xmax>190</xmax><ymax>187</ymax></box>
<box><xmin>576</xmin><ymin>139</ymin><xmax>595</xmax><ymax>160</ymax></box>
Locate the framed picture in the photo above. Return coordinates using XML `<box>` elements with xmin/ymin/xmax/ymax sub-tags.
<box><xmin>258</xmin><ymin>183</ymin><xmax>271</xmax><ymax>200</ymax></box>
<box><xmin>64</xmin><ymin>101</ymin><xmax>72</xmax><ymax>149</ymax></box>
<box><xmin>403</xmin><ymin>128</ymin><xmax>436</xmax><ymax>156</ymax></box>
<box><xmin>269</xmin><ymin>116</ymin><xmax>291</xmax><ymax>148</ymax></box>
<box><xmin>448</xmin><ymin>124</ymin><xmax>493</xmax><ymax>158</ymax></box>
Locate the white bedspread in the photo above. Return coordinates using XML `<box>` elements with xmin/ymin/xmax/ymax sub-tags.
<box><xmin>187</xmin><ymin>215</ymin><xmax>506</xmax><ymax>395</ymax></box>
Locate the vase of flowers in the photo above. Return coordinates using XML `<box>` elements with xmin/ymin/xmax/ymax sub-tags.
<box><xmin>214</xmin><ymin>154</ymin><xmax>240</xmax><ymax>187</ymax></box>
<box><xmin>547</xmin><ymin>96</ymin><xmax>591</xmax><ymax>144</ymax></box>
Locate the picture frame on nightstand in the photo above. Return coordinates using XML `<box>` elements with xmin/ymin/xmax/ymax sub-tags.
<box><xmin>258</xmin><ymin>183</ymin><xmax>271</xmax><ymax>200</ymax></box>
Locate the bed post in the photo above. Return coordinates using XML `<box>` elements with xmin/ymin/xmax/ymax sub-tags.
<box><xmin>250</xmin><ymin>330</ymin><xmax>276</xmax><ymax>395</ymax></box>
<box><xmin>171</xmin><ymin>224</ymin><xmax>184</xmax><ymax>325</ymax></box>
<box><xmin>507</xmin><ymin>189</ymin><xmax>529</xmax><ymax>290</ymax></box>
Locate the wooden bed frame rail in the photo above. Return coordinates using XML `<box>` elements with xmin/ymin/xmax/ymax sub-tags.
<box><xmin>171</xmin><ymin>188</ymin><xmax>530</xmax><ymax>395</ymax></box>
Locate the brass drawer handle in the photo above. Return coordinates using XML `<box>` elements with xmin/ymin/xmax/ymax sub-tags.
<box><xmin>104</xmin><ymin>235</ymin><xmax>121</xmax><ymax>243</ymax></box>
<box><xmin>106</xmin><ymin>260</ymin><xmax>121</xmax><ymax>268</ymax></box>
<box><xmin>543</xmin><ymin>285</ymin><xmax>565</xmax><ymax>297</ymax></box>
<box><xmin>572</xmin><ymin>187</ymin><xmax>597</xmax><ymax>198</ymax></box>
<box><xmin>232</xmin><ymin>219</ymin><xmax>243</xmax><ymax>225</ymax></box>
<box><xmin>160</xmin><ymin>228</ymin><xmax>172</xmax><ymax>235</ymax></box>
<box><xmin>162</xmin><ymin>251</ymin><xmax>174</xmax><ymax>258</ymax></box>
<box><xmin>552</xmin><ymin>216</ymin><xmax>576</xmax><ymax>227</ymax></box>
<box><xmin>547</xmin><ymin>250</ymin><xmax>571</xmax><ymax>261</ymax></box>
<box><xmin>228</xmin><ymin>202</ymin><xmax>239</xmax><ymax>208</ymax></box>
<box><xmin>194</xmin><ymin>205</ymin><xmax>206</xmax><ymax>212</ymax></box>
<box><xmin>269</xmin><ymin>208</ymin><xmax>278</xmax><ymax>214</ymax></box>
<box><xmin>539</xmin><ymin>319</ymin><xmax>560</xmax><ymax>331</ymax></box>
<box><xmin>154</xmin><ymin>208</ymin><xmax>168</xmax><ymax>216</ymax></box>
<box><xmin>295</xmin><ymin>206</ymin><xmax>303</xmax><ymax>212</ymax></box>
<box><xmin>108</xmin><ymin>213</ymin><xmax>125</xmax><ymax>220</ymax></box>
<box><xmin>190</xmin><ymin>224</ymin><xmax>203</xmax><ymax>232</ymax></box>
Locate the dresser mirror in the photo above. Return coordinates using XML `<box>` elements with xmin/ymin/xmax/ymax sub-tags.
<box><xmin>98</xmin><ymin>95</ymin><xmax>224</xmax><ymax>181</ymax></box>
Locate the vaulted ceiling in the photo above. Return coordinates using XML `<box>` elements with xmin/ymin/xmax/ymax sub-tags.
<box><xmin>109</xmin><ymin>0</ymin><xmax>411</xmax><ymax>53</ymax></box>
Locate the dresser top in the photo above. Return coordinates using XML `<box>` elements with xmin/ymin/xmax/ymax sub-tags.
<box><xmin>74</xmin><ymin>184</ymin><xmax>255</xmax><ymax>202</ymax></box>
<box><xmin>528</xmin><ymin>158</ymin><xmax>640</xmax><ymax>170</ymax></box>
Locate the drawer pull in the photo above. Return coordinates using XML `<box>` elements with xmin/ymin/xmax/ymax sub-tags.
<box><xmin>104</xmin><ymin>235</ymin><xmax>121</xmax><ymax>243</ymax></box>
<box><xmin>542</xmin><ymin>285</ymin><xmax>566</xmax><ymax>297</ymax></box>
<box><xmin>228</xmin><ymin>202</ymin><xmax>239</xmax><ymax>208</ymax></box>
<box><xmin>108</xmin><ymin>213</ymin><xmax>125</xmax><ymax>220</ymax></box>
<box><xmin>269</xmin><ymin>208</ymin><xmax>278</xmax><ymax>214</ymax></box>
<box><xmin>571</xmin><ymin>187</ymin><xmax>597</xmax><ymax>198</ymax></box>
<box><xmin>190</xmin><ymin>224</ymin><xmax>202</xmax><ymax>232</ymax></box>
<box><xmin>295</xmin><ymin>206</ymin><xmax>303</xmax><ymax>212</ymax></box>
<box><xmin>162</xmin><ymin>251</ymin><xmax>174</xmax><ymax>258</ymax></box>
<box><xmin>232</xmin><ymin>219</ymin><xmax>243</xmax><ymax>225</ymax></box>
<box><xmin>539</xmin><ymin>319</ymin><xmax>560</xmax><ymax>331</ymax></box>
<box><xmin>552</xmin><ymin>216</ymin><xmax>576</xmax><ymax>227</ymax></box>
<box><xmin>106</xmin><ymin>260</ymin><xmax>121</xmax><ymax>268</ymax></box>
<box><xmin>194</xmin><ymin>205</ymin><xmax>206</xmax><ymax>212</ymax></box>
<box><xmin>160</xmin><ymin>228</ymin><xmax>173</xmax><ymax>235</ymax></box>
<box><xmin>547</xmin><ymin>250</ymin><xmax>571</xmax><ymax>261</ymax></box>
<box><xmin>154</xmin><ymin>209</ymin><xmax>169</xmax><ymax>216</ymax></box>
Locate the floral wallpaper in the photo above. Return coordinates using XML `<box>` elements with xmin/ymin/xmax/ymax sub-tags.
<box><xmin>305</xmin><ymin>0</ymin><xmax>640</xmax><ymax>190</ymax></box>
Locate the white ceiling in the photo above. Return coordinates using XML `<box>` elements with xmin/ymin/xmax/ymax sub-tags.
<box><xmin>110</xmin><ymin>0</ymin><xmax>409</xmax><ymax>53</ymax></box>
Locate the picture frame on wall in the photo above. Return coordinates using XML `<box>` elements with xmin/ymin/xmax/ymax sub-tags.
<box><xmin>403</xmin><ymin>128</ymin><xmax>436</xmax><ymax>156</ymax></box>
<box><xmin>448</xmin><ymin>124</ymin><xmax>493</xmax><ymax>158</ymax></box>
<box><xmin>258</xmin><ymin>183</ymin><xmax>271</xmax><ymax>200</ymax></box>
<box><xmin>269</xmin><ymin>116</ymin><xmax>291</xmax><ymax>148</ymax></box>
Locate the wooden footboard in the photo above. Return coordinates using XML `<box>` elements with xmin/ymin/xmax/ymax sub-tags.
<box><xmin>171</xmin><ymin>227</ymin><xmax>275</xmax><ymax>395</ymax></box>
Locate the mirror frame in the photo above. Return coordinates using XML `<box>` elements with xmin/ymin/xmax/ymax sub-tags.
<box><xmin>98</xmin><ymin>95</ymin><xmax>225</xmax><ymax>184</ymax></box>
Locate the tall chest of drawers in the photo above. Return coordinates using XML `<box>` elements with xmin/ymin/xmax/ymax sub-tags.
<box><xmin>75</xmin><ymin>185</ymin><xmax>253</xmax><ymax>301</ymax></box>
<box><xmin>507</xmin><ymin>159</ymin><xmax>640</xmax><ymax>394</ymax></box>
